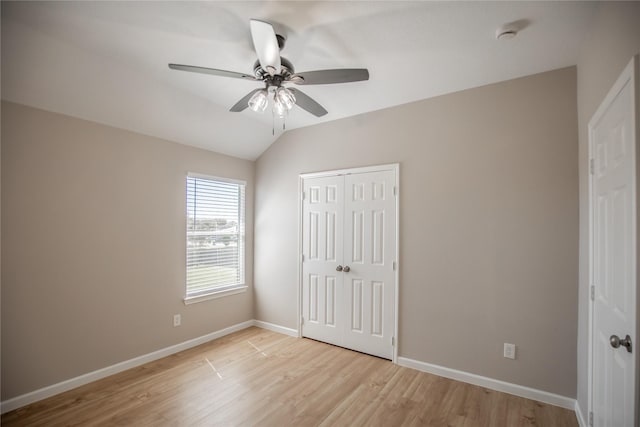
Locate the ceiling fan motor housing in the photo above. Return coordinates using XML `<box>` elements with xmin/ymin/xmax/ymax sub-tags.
<box><xmin>253</xmin><ymin>57</ymin><xmax>295</xmax><ymax>83</ymax></box>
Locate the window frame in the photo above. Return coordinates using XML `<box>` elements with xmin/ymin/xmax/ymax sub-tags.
<box><xmin>184</xmin><ymin>172</ymin><xmax>247</xmax><ymax>305</ymax></box>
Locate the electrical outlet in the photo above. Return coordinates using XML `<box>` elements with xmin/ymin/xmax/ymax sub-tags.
<box><xmin>173</xmin><ymin>314</ymin><xmax>181</xmax><ymax>327</ymax></box>
<box><xmin>503</xmin><ymin>343</ymin><xmax>516</xmax><ymax>359</ymax></box>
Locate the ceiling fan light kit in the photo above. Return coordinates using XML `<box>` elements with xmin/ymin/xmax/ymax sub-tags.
<box><xmin>169</xmin><ymin>18</ymin><xmax>369</xmax><ymax>128</ymax></box>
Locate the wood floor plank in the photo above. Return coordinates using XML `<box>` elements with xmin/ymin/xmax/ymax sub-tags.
<box><xmin>2</xmin><ymin>327</ymin><xmax>577</xmax><ymax>426</ymax></box>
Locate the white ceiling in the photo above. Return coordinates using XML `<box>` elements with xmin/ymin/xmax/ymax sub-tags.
<box><xmin>2</xmin><ymin>1</ymin><xmax>596</xmax><ymax>160</ymax></box>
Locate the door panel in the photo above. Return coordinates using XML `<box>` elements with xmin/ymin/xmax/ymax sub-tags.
<box><xmin>372</xmin><ymin>281</ymin><xmax>384</xmax><ymax>336</ymax></box>
<box><xmin>590</xmin><ymin>60</ymin><xmax>636</xmax><ymax>426</ymax></box>
<box><xmin>325</xmin><ymin>276</ymin><xmax>336</xmax><ymax>326</ymax></box>
<box><xmin>351</xmin><ymin>278</ymin><xmax>363</xmax><ymax>332</ymax></box>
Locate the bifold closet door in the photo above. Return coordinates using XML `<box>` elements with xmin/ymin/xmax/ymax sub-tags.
<box><xmin>302</xmin><ymin>169</ymin><xmax>396</xmax><ymax>360</ymax></box>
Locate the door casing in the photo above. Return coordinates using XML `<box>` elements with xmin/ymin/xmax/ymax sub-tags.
<box><xmin>297</xmin><ymin>163</ymin><xmax>400</xmax><ymax>363</ymax></box>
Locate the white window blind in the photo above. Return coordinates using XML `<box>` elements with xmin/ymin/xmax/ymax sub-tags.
<box><xmin>186</xmin><ymin>174</ymin><xmax>245</xmax><ymax>298</ymax></box>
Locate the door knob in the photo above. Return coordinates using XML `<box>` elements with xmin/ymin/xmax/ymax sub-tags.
<box><xmin>336</xmin><ymin>265</ymin><xmax>343</xmax><ymax>272</ymax></box>
<box><xmin>343</xmin><ymin>266</ymin><xmax>350</xmax><ymax>273</ymax></box>
<box><xmin>610</xmin><ymin>334</ymin><xmax>632</xmax><ymax>353</ymax></box>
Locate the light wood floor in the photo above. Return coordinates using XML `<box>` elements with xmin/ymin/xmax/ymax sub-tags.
<box><xmin>3</xmin><ymin>327</ymin><xmax>577</xmax><ymax>426</ymax></box>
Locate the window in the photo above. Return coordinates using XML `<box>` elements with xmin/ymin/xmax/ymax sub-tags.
<box><xmin>185</xmin><ymin>174</ymin><xmax>246</xmax><ymax>302</ymax></box>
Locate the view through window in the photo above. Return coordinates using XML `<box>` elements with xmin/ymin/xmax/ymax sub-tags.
<box><xmin>186</xmin><ymin>174</ymin><xmax>245</xmax><ymax>298</ymax></box>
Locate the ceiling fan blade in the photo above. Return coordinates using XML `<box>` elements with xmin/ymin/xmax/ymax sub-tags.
<box><xmin>289</xmin><ymin>89</ymin><xmax>328</xmax><ymax>117</ymax></box>
<box><xmin>169</xmin><ymin>64</ymin><xmax>256</xmax><ymax>81</ymax></box>
<box><xmin>229</xmin><ymin>89</ymin><xmax>262</xmax><ymax>112</ymax></box>
<box><xmin>291</xmin><ymin>69</ymin><xmax>369</xmax><ymax>85</ymax></box>
<box><xmin>250</xmin><ymin>19</ymin><xmax>281</xmax><ymax>76</ymax></box>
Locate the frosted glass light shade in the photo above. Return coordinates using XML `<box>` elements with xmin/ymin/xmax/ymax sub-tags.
<box><xmin>276</xmin><ymin>87</ymin><xmax>296</xmax><ymax>111</ymax></box>
<box><xmin>273</xmin><ymin>98</ymin><xmax>287</xmax><ymax>117</ymax></box>
<box><xmin>248</xmin><ymin>89</ymin><xmax>268</xmax><ymax>113</ymax></box>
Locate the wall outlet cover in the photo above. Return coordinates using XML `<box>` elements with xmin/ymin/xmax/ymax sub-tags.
<box><xmin>503</xmin><ymin>343</ymin><xmax>516</xmax><ymax>359</ymax></box>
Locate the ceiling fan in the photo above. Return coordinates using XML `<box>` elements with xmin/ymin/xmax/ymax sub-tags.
<box><xmin>169</xmin><ymin>19</ymin><xmax>369</xmax><ymax>118</ymax></box>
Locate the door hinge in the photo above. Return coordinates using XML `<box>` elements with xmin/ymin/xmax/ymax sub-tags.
<box><xmin>588</xmin><ymin>411</ymin><xmax>593</xmax><ymax>427</ymax></box>
<box><xmin>393</xmin><ymin>186</ymin><xmax>398</xmax><ymax>196</ymax></box>
<box><xmin>590</xmin><ymin>159</ymin><xmax>595</xmax><ymax>175</ymax></box>
<box><xmin>391</xmin><ymin>336</ymin><xmax>395</xmax><ymax>346</ymax></box>
<box><xmin>301</xmin><ymin>191</ymin><xmax>306</xmax><ymax>200</ymax></box>
<box><xmin>301</xmin><ymin>253</ymin><xmax>305</xmax><ymax>263</ymax></box>
<box><xmin>392</xmin><ymin>261</ymin><xmax>397</xmax><ymax>271</ymax></box>
<box><xmin>590</xmin><ymin>285</ymin><xmax>595</xmax><ymax>301</ymax></box>
<box><xmin>300</xmin><ymin>317</ymin><xmax>304</xmax><ymax>325</ymax></box>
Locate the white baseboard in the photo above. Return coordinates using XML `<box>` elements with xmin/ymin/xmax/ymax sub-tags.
<box><xmin>0</xmin><ymin>319</ymin><xmax>255</xmax><ymax>414</ymax></box>
<box><xmin>252</xmin><ymin>319</ymin><xmax>299</xmax><ymax>337</ymax></box>
<box><xmin>397</xmin><ymin>356</ymin><xmax>576</xmax><ymax>410</ymax></box>
<box><xmin>575</xmin><ymin>400</ymin><xmax>587</xmax><ymax>427</ymax></box>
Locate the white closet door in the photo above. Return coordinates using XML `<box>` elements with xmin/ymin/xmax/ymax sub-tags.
<box><xmin>342</xmin><ymin>171</ymin><xmax>396</xmax><ymax>359</ymax></box>
<box><xmin>301</xmin><ymin>168</ymin><xmax>397</xmax><ymax>360</ymax></box>
<box><xmin>302</xmin><ymin>175</ymin><xmax>344</xmax><ymax>347</ymax></box>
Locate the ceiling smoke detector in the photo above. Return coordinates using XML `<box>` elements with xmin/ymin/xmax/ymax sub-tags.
<box><xmin>496</xmin><ymin>24</ymin><xmax>518</xmax><ymax>40</ymax></box>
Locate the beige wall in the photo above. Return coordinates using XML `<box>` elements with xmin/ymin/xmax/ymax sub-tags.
<box><xmin>255</xmin><ymin>67</ymin><xmax>579</xmax><ymax>397</ymax></box>
<box><xmin>575</xmin><ymin>2</ymin><xmax>640</xmax><ymax>419</ymax></box>
<box><xmin>0</xmin><ymin>101</ymin><xmax>254</xmax><ymax>400</ymax></box>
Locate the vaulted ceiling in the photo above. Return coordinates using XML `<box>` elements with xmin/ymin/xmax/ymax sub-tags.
<box><xmin>2</xmin><ymin>1</ymin><xmax>596</xmax><ymax>160</ymax></box>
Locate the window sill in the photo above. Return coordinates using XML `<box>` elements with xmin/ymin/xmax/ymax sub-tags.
<box><xmin>183</xmin><ymin>286</ymin><xmax>248</xmax><ymax>305</ymax></box>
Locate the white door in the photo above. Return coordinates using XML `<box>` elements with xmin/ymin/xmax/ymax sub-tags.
<box><xmin>301</xmin><ymin>175</ymin><xmax>344</xmax><ymax>347</ymax></box>
<box><xmin>343</xmin><ymin>171</ymin><xmax>396</xmax><ymax>359</ymax></box>
<box><xmin>301</xmin><ymin>167</ymin><xmax>397</xmax><ymax>360</ymax></box>
<box><xmin>590</xmin><ymin>57</ymin><xmax>637</xmax><ymax>427</ymax></box>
